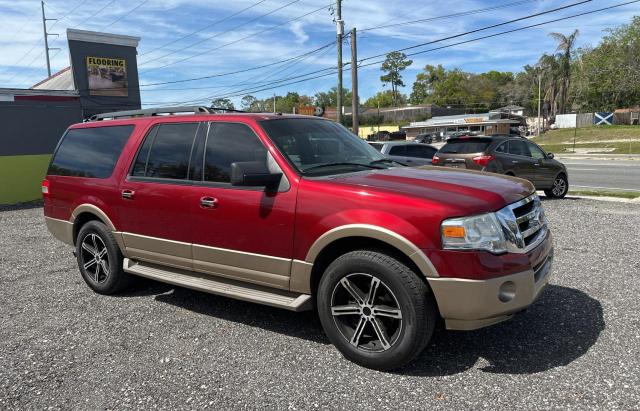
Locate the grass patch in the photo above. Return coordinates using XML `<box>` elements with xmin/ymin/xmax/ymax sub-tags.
<box><xmin>538</xmin><ymin>141</ymin><xmax>640</xmax><ymax>154</ymax></box>
<box><xmin>533</xmin><ymin>125</ymin><xmax>640</xmax><ymax>144</ymax></box>
<box><xmin>532</xmin><ymin>125</ymin><xmax>640</xmax><ymax>154</ymax></box>
<box><xmin>568</xmin><ymin>189</ymin><xmax>640</xmax><ymax>199</ymax></box>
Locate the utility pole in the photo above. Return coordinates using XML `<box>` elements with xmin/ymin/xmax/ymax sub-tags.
<box><xmin>40</xmin><ymin>0</ymin><xmax>58</xmax><ymax>77</ymax></box>
<box><xmin>273</xmin><ymin>94</ymin><xmax>276</xmax><ymax>113</ymax></box>
<box><xmin>350</xmin><ymin>28</ymin><xmax>359</xmax><ymax>137</ymax></box>
<box><xmin>335</xmin><ymin>0</ymin><xmax>343</xmax><ymax>124</ymax></box>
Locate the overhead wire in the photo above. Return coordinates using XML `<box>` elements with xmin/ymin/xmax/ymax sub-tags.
<box><xmin>165</xmin><ymin>0</ymin><xmax>638</xmax><ymax>104</ymax></box>
<box><xmin>139</xmin><ymin>1</ymin><xmax>334</xmax><ymax>72</ymax></box>
<box><xmin>138</xmin><ymin>0</ymin><xmax>269</xmax><ymax>58</ymax></box>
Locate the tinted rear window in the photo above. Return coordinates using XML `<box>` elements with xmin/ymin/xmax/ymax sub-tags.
<box><xmin>439</xmin><ymin>139</ymin><xmax>491</xmax><ymax>154</ymax></box>
<box><xmin>132</xmin><ymin>123</ymin><xmax>200</xmax><ymax>180</ymax></box>
<box><xmin>369</xmin><ymin>143</ymin><xmax>383</xmax><ymax>152</ymax></box>
<box><xmin>48</xmin><ymin>125</ymin><xmax>134</xmax><ymax>178</ymax></box>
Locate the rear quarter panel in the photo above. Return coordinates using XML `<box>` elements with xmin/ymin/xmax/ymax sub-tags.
<box><xmin>43</xmin><ymin>120</ymin><xmax>151</xmax><ymax>230</ymax></box>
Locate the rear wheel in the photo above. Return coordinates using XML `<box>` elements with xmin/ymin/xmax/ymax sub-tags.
<box><xmin>76</xmin><ymin>221</ymin><xmax>132</xmax><ymax>294</ymax></box>
<box><xmin>317</xmin><ymin>250</ymin><xmax>437</xmax><ymax>370</ymax></box>
<box><xmin>545</xmin><ymin>174</ymin><xmax>568</xmax><ymax>198</ymax></box>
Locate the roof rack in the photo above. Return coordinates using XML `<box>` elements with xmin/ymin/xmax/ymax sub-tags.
<box><xmin>88</xmin><ymin>106</ymin><xmax>245</xmax><ymax>121</ymax></box>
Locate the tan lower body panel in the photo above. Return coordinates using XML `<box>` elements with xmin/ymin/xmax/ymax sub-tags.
<box><xmin>121</xmin><ymin>232</ymin><xmax>293</xmax><ymax>290</ymax></box>
<box><xmin>123</xmin><ymin>258</ymin><xmax>312</xmax><ymax>311</ymax></box>
<box><xmin>122</xmin><ymin>233</ymin><xmax>192</xmax><ymax>270</ymax></box>
<box><xmin>193</xmin><ymin>245</ymin><xmax>290</xmax><ymax>290</ymax></box>
<box><xmin>428</xmin><ymin>252</ymin><xmax>553</xmax><ymax>331</ymax></box>
<box><xmin>44</xmin><ymin>217</ymin><xmax>74</xmax><ymax>246</ymax></box>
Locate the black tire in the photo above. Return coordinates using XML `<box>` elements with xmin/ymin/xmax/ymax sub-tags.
<box><xmin>76</xmin><ymin>220</ymin><xmax>132</xmax><ymax>295</ymax></box>
<box><xmin>544</xmin><ymin>173</ymin><xmax>569</xmax><ymax>199</ymax></box>
<box><xmin>317</xmin><ymin>250</ymin><xmax>437</xmax><ymax>370</ymax></box>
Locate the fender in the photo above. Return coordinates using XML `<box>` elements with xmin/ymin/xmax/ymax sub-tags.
<box><xmin>69</xmin><ymin>203</ymin><xmax>127</xmax><ymax>253</ymax></box>
<box><xmin>290</xmin><ymin>223</ymin><xmax>440</xmax><ymax>294</ymax></box>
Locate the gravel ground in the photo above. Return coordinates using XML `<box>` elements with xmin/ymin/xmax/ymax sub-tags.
<box><xmin>0</xmin><ymin>199</ymin><xmax>639</xmax><ymax>410</ymax></box>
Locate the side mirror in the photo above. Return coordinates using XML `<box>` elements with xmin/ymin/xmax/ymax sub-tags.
<box><xmin>547</xmin><ymin>152</ymin><xmax>555</xmax><ymax>159</ymax></box>
<box><xmin>231</xmin><ymin>161</ymin><xmax>282</xmax><ymax>190</ymax></box>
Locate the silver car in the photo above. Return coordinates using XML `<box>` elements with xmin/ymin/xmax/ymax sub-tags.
<box><xmin>369</xmin><ymin>141</ymin><xmax>437</xmax><ymax>166</ymax></box>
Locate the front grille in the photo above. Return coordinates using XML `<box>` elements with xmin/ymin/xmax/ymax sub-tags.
<box><xmin>496</xmin><ymin>194</ymin><xmax>547</xmax><ymax>253</ymax></box>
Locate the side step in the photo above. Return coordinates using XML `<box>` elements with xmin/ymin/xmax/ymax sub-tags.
<box><xmin>123</xmin><ymin>258</ymin><xmax>313</xmax><ymax>312</ymax></box>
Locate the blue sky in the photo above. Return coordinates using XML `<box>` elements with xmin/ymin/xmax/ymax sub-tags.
<box><xmin>0</xmin><ymin>0</ymin><xmax>638</xmax><ymax>107</ymax></box>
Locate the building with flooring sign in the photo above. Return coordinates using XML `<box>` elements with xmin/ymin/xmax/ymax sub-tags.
<box><xmin>0</xmin><ymin>29</ymin><xmax>141</xmax><ymax>204</ymax></box>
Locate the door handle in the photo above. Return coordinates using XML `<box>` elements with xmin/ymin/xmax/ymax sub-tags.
<box><xmin>512</xmin><ymin>160</ymin><xmax>519</xmax><ymax>164</ymax></box>
<box><xmin>121</xmin><ymin>189</ymin><xmax>135</xmax><ymax>200</ymax></box>
<box><xmin>200</xmin><ymin>196</ymin><xmax>218</xmax><ymax>209</ymax></box>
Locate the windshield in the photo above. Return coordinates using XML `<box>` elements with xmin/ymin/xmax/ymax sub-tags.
<box><xmin>260</xmin><ymin>118</ymin><xmax>393</xmax><ymax>176</ymax></box>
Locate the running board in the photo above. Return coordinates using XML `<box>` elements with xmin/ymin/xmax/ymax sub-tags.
<box><xmin>123</xmin><ymin>258</ymin><xmax>313</xmax><ymax>312</ymax></box>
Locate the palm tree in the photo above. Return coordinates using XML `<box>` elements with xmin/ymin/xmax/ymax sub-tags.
<box><xmin>549</xmin><ymin>29</ymin><xmax>579</xmax><ymax>114</ymax></box>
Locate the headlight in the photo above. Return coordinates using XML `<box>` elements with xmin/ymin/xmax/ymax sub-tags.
<box><xmin>441</xmin><ymin>212</ymin><xmax>507</xmax><ymax>254</ymax></box>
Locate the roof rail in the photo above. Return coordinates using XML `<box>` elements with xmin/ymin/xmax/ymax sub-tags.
<box><xmin>89</xmin><ymin>106</ymin><xmax>213</xmax><ymax>121</ymax></box>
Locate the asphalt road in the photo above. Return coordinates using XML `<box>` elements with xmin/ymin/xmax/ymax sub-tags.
<box><xmin>558</xmin><ymin>158</ymin><xmax>640</xmax><ymax>191</ymax></box>
<box><xmin>1</xmin><ymin>200</ymin><xmax>639</xmax><ymax>409</ymax></box>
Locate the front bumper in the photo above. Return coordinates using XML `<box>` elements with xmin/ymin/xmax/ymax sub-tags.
<box><xmin>427</xmin><ymin>240</ymin><xmax>554</xmax><ymax>331</ymax></box>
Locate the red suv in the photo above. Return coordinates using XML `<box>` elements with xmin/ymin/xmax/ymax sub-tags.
<box><xmin>43</xmin><ymin>107</ymin><xmax>553</xmax><ymax>370</ymax></box>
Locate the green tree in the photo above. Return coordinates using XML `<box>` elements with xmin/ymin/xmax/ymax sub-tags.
<box><xmin>380</xmin><ymin>52</ymin><xmax>413</xmax><ymax>106</ymax></box>
<box><xmin>314</xmin><ymin>87</ymin><xmax>352</xmax><ymax>108</ymax></box>
<box><xmin>363</xmin><ymin>90</ymin><xmax>405</xmax><ymax>108</ymax></box>
<box><xmin>211</xmin><ymin>98</ymin><xmax>235</xmax><ymax>110</ymax></box>
<box><xmin>240</xmin><ymin>95</ymin><xmax>258</xmax><ymax>111</ymax></box>
<box><xmin>549</xmin><ymin>29</ymin><xmax>579</xmax><ymax>114</ymax></box>
<box><xmin>409</xmin><ymin>64</ymin><xmax>446</xmax><ymax>104</ymax></box>
<box><xmin>571</xmin><ymin>17</ymin><xmax>640</xmax><ymax>111</ymax></box>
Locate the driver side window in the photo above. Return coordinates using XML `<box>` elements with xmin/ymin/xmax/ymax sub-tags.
<box><xmin>527</xmin><ymin>142</ymin><xmax>546</xmax><ymax>160</ymax></box>
<box><xmin>203</xmin><ymin>122</ymin><xmax>267</xmax><ymax>183</ymax></box>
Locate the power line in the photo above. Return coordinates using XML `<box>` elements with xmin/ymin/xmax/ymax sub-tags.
<box><xmin>358</xmin><ymin>0</ymin><xmax>640</xmax><ymax>67</ymax></box>
<box><xmin>139</xmin><ymin>0</ymin><xmax>303</xmax><ymax>68</ymax></box>
<box><xmin>139</xmin><ymin>0</ymin><xmax>269</xmax><ymax>58</ymax></box>
<box><xmin>140</xmin><ymin>1</ymin><xmax>334</xmax><ymax>72</ymax></box>
<box><xmin>76</xmin><ymin>0</ymin><xmax>116</xmax><ymax>30</ymax></box>
<box><xmin>101</xmin><ymin>0</ymin><xmax>150</xmax><ymax>30</ymax></box>
<box><xmin>360</xmin><ymin>0</ymin><xmax>541</xmax><ymax>32</ymax></box>
<box><xmin>166</xmin><ymin>0</ymin><xmax>638</xmax><ymax>104</ymax></box>
<box><xmin>139</xmin><ymin>40</ymin><xmax>336</xmax><ymax>87</ymax></box>
<box><xmin>360</xmin><ymin>0</ymin><xmax>593</xmax><ymax>62</ymax></box>
<box><xmin>138</xmin><ymin>1</ymin><xmax>585</xmax><ymax>90</ymax></box>
<box><xmin>159</xmin><ymin>42</ymin><xmax>338</xmax><ymax>105</ymax></box>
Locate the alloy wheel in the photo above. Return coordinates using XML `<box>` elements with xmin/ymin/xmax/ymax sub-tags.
<box><xmin>80</xmin><ymin>233</ymin><xmax>110</xmax><ymax>284</ymax></box>
<box><xmin>552</xmin><ymin>177</ymin><xmax>567</xmax><ymax>196</ymax></box>
<box><xmin>330</xmin><ymin>273</ymin><xmax>403</xmax><ymax>352</ymax></box>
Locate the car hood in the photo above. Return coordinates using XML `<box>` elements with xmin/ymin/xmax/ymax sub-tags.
<box><xmin>326</xmin><ymin>166</ymin><xmax>535</xmax><ymax>214</ymax></box>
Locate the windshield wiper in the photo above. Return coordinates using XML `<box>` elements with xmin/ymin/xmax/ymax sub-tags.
<box><xmin>302</xmin><ymin>162</ymin><xmax>383</xmax><ymax>173</ymax></box>
<box><xmin>369</xmin><ymin>158</ymin><xmax>406</xmax><ymax>166</ymax></box>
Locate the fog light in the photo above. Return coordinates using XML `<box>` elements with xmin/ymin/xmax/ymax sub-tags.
<box><xmin>498</xmin><ymin>281</ymin><xmax>516</xmax><ymax>303</ymax></box>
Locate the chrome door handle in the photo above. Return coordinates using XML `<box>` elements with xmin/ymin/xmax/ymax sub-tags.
<box><xmin>200</xmin><ymin>197</ymin><xmax>218</xmax><ymax>209</ymax></box>
<box><xmin>121</xmin><ymin>189</ymin><xmax>135</xmax><ymax>200</ymax></box>
<box><xmin>512</xmin><ymin>160</ymin><xmax>519</xmax><ymax>164</ymax></box>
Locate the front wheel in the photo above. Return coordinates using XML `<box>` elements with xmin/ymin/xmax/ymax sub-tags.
<box><xmin>545</xmin><ymin>174</ymin><xmax>568</xmax><ymax>198</ymax></box>
<box><xmin>317</xmin><ymin>250</ymin><xmax>437</xmax><ymax>370</ymax></box>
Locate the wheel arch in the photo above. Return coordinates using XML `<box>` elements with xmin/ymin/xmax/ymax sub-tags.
<box><xmin>70</xmin><ymin>204</ymin><xmax>122</xmax><ymax>251</ymax></box>
<box><xmin>299</xmin><ymin>224</ymin><xmax>439</xmax><ymax>296</ymax></box>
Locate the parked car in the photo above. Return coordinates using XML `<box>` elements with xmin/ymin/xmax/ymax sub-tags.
<box><xmin>432</xmin><ymin>136</ymin><xmax>569</xmax><ymax>198</ymax></box>
<box><xmin>43</xmin><ymin>108</ymin><xmax>553</xmax><ymax>370</ymax></box>
<box><xmin>369</xmin><ymin>141</ymin><xmax>437</xmax><ymax>166</ymax></box>
<box><xmin>413</xmin><ymin>133</ymin><xmax>435</xmax><ymax>144</ymax></box>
